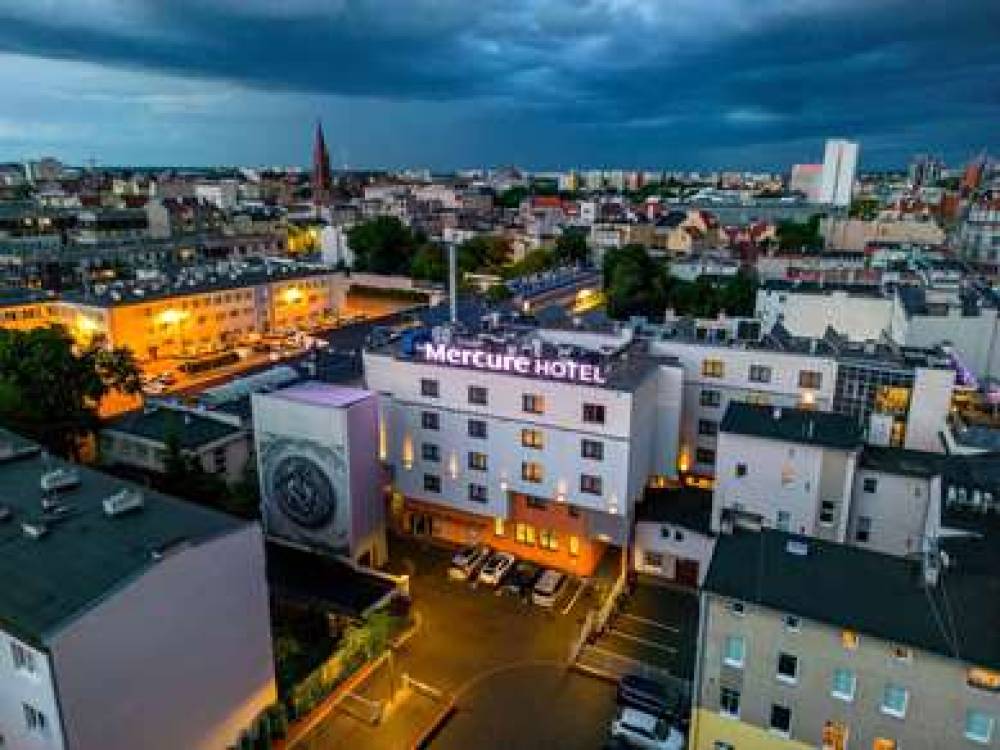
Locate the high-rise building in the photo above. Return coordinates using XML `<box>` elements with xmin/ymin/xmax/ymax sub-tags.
<box><xmin>789</xmin><ymin>163</ymin><xmax>823</xmax><ymax>202</ymax></box>
<box><xmin>312</xmin><ymin>120</ymin><xmax>332</xmax><ymax>207</ymax></box>
<box><xmin>818</xmin><ymin>139</ymin><xmax>859</xmax><ymax>207</ymax></box>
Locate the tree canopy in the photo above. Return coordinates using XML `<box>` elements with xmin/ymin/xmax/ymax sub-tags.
<box><xmin>0</xmin><ymin>326</ymin><xmax>141</xmax><ymax>457</ymax></box>
<box><xmin>554</xmin><ymin>227</ymin><xmax>590</xmax><ymax>264</ymax></box>
<box><xmin>346</xmin><ymin>216</ymin><xmax>421</xmax><ymax>275</ymax></box>
<box><xmin>775</xmin><ymin>214</ymin><xmax>824</xmax><ymax>251</ymax></box>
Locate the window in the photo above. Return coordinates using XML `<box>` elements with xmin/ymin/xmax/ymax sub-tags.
<box><xmin>714</xmin><ymin>744</ymin><xmax>735</xmax><ymax>750</ymax></box>
<box><xmin>873</xmin><ymin>739</ymin><xmax>897</xmax><ymax>750</ymax></box>
<box><xmin>568</xmin><ymin>504</ymin><xmax>580</xmax><ymax>518</ymax></box>
<box><xmin>723</xmin><ymin>636</ymin><xmax>745</xmax><ymax>668</ymax></box>
<box><xmin>522</xmin><ymin>393</ymin><xmax>545</xmax><ymax>414</ymax></box>
<box><xmin>674</xmin><ymin>529</ymin><xmax>684</xmax><ymax>541</ymax></box>
<box><xmin>728</xmin><ymin>600</ymin><xmax>746</xmax><ymax>616</ymax></box>
<box><xmin>521</xmin><ymin>429</ymin><xmax>544</xmax><ymax>449</ymax></box>
<box><xmin>698</xmin><ymin>419</ymin><xmax>718</xmax><ymax>436</ymax></box>
<box><xmin>719</xmin><ymin>687</ymin><xmax>740</xmax><ymax>717</ymax></box>
<box><xmin>468</xmin><ymin>452</ymin><xmax>488</xmax><ymax>471</ymax></box>
<box><xmin>23</xmin><ymin>704</ymin><xmax>46</xmax><ymax>733</ymax></box>
<box><xmin>799</xmin><ymin>370</ymin><xmax>823</xmax><ymax>389</ymax></box>
<box><xmin>10</xmin><ymin>642</ymin><xmax>35</xmax><ymax>675</ymax></box>
<box><xmin>777</xmin><ymin>652</ymin><xmax>799</xmax><ymax>683</ymax></box>
<box><xmin>516</xmin><ymin>522</ymin><xmax>536</xmax><ymax>545</ymax></box>
<box><xmin>784</xmin><ymin>615</ymin><xmax>801</xmax><ymax>631</ymax></box>
<box><xmin>863</xmin><ymin>477</ymin><xmax>878</xmax><ymax>493</ymax></box>
<box><xmin>468</xmin><ymin>385</ymin><xmax>488</xmax><ymax>405</ymax></box>
<box><xmin>581</xmin><ymin>439</ymin><xmax>604</xmax><ymax>460</ymax></box>
<box><xmin>580</xmin><ymin>474</ymin><xmax>603</xmax><ymax>495</ymax></box>
<box><xmin>735</xmin><ymin>462</ymin><xmax>747</xmax><ymax>477</ymax></box>
<box><xmin>769</xmin><ymin>704</ymin><xmax>791</xmax><ymax>736</ymax></box>
<box><xmin>966</xmin><ymin>709</ymin><xmax>995</xmax><ymax>744</ymax></box>
<box><xmin>841</xmin><ymin>630</ymin><xmax>859</xmax><ymax>650</ymax></box>
<box><xmin>420</xmin><ymin>378</ymin><xmax>439</xmax><ymax>397</ymax></box>
<box><xmin>568</xmin><ymin>535</ymin><xmax>580</xmax><ymax>557</ymax></box>
<box><xmin>856</xmin><ymin>516</ymin><xmax>872</xmax><ymax>543</ymax></box>
<box><xmin>421</xmin><ymin>411</ymin><xmax>440</xmax><ymax>430</ymax></box>
<box><xmin>777</xmin><ymin>510</ymin><xmax>791</xmax><ymax>531</ymax></box>
<box><xmin>696</xmin><ymin>448</ymin><xmax>716</xmax><ymax>464</ymax></box>
<box><xmin>831</xmin><ymin>668</ymin><xmax>856</xmax><ymax>701</ymax></box>
<box><xmin>749</xmin><ymin>364</ymin><xmax>772</xmax><ymax>383</ymax></box>
<box><xmin>582</xmin><ymin>403</ymin><xmax>606</xmax><ymax>424</ymax></box>
<box><xmin>702</xmin><ymin>359</ymin><xmax>725</xmax><ymax>378</ymax></box>
<box><xmin>890</xmin><ymin>645</ymin><xmax>912</xmax><ymax>662</ymax></box>
<box><xmin>820</xmin><ymin>500</ymin><xmax>836</xmax><ymax>525</ymax></box>
<box><xmin>421</xmin><ymin>443</ymin><xmax>440</xmax><ymax>462</ymax></box>
<box><xmin>881</xmin><ymin>683</ymin><xmax>908</xmax><ymax>718</ymax></box>
<box><xmin>468</xmin><ymin>483</ymin><xmax>488</xmax><ymax>503</ymax></box>
<box><xmin>494</xmin><ymin>517</ymin><xmax>505</xmax><ymax>536</ymax></box>
<box><xmin>423</xmin><ymin>474</ymin><xmax>441</xmax><ymax>493</ymax></box>
<box><xmin>522</xmin><ymin>461</ymin><xmax>543</xmax><ymax>483</ymax></box>
<box><xmin>968</xmin><ymin>667</ymin><xmax>1000</xmax><ymax>692</ymax></box>
<box><xmin>468</xmin><ymin>419</ymin><xmax>487</xmax><ymax>439</ymax></box>
<box><xmin>539</xmin><ymin>529</ymin><xmax>559</xmax><ymax>551</ymax></box>
<box><xmin>526</xmin><ymin>496</ymin><xmax>548</xmax><ymax>510</ymax></box>
<box><xmin>700</xmin><ymin>389</ymin><xmax>722</xmax><ymax>407</ymax></box>
<box><xmin>644</xmin><ymin>551</ymin><xmax>664</xmax><ymax>568</ymax></box>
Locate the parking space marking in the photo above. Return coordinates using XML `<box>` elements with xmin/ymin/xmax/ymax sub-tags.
<box><xmin>607</xmin><ymin>628</ymin><xmax>678</xmax><ymax>654</ymax></box>
<box><xmin>621</xmin><ymin>612</ymin><xmax>679</xmax><ymax>633</ymax></box>
<box><xmin>561</xmin><ymin>579</ymin><xmax>588</xmax><ymax>616</ymax></box>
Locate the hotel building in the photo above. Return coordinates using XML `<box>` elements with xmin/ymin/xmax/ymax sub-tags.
<box><xmin>363</xmin><ymin>323</ymin><xmax>685</xmax><ymax>576</ymax></box>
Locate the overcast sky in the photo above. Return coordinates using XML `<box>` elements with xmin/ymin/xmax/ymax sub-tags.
<box><xmin>0</xmin><ymin>0</ymin><xmax>996</xmax><ymax>170</ymax></box>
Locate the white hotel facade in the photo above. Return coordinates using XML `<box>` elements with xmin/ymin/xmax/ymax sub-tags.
<box><xmin>364</xmin><ymin>326</ymin><xmax>684</xmax><ymax>575</ymax></box>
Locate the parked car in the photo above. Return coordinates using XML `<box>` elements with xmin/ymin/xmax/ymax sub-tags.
<box><xmin>617</xmin><ymin>675</ymin><xmax>685</xmax><ymax>726</ymax></box>
<box><xmin>478</xmin><ymin>552</ymin><xmax>516</xmax><ymax>587</ymax></box>
<box><xmin>531</xmin><ymin>568</ymin><xmax>566</xmax><ymax>607</ymax></box>
<box><xmin>448</xmin><ymin>545</ymin><xmax>491</xmax><ymax>581</ymax></box>
<box><xmin>502</xmin><ymin>561</ymin><xmax>541</xmax><ymax>598</ymax></box>
<box><xmin>609</xmin><ymin>707</ymin><xmax>684</xmax><ymax>750</ymax></box>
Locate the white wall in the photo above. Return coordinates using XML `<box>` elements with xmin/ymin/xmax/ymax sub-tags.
<box><xmin>50</xmin><ymin>525</ymin><xmax>275</xmax><ymax>750</ymax></box>
<box><xmin>0</xmin><ymin>633</ymin><xmax>65</xmax><ymax>750</ymax></box>
<box><xmin>633</xmin><ymin>521</ymin><xmax>716</xmax><ymax>585</ymax></box>
<box><xmin>848</xmin><ymin>469</ymin><xmax>935</xmax><ymax>557</ymax></box>
<box><xmin>904</xmin><ymin>367</ymin><xmax>954</xmax><ymax>452</ymax></box>
<box><xmin>756</xmin><ymin>288</ymin><xmax>895</xmax><ymax>341</ymax></box>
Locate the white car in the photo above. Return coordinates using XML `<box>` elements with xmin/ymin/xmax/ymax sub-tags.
<box><xmin>610</xmin><ymin>708</ymin><xmax>684</xmax><ymax>750</ymax></box>
<box><xmin>478</xmin><ymin>552</ymin><xmax>516</xmax><ymax>587</ymax></box>
<box><xmin>448</xmin><ymin>545</ymin><xmax>491</xmax><ymax>581</ymax></box>
<box><xmin>531</xmin><ymin>569</ymin><xmax>566</xmax><ymax>607</ymax></box>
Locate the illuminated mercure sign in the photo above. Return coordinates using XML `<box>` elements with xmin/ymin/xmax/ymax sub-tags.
<box><xmin>421</xmin><ymin>342</ymin><xmax>607</xmax><ymax>385</ymax></box>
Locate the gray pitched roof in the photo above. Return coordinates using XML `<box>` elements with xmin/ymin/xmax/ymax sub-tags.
<box><xmin>105</xmin><ymin>407</ymin><xmax>243</xmax><ymax>450</ymax></box>
<box><xmin>720</xmin><ymin>402</ymin><xmax>863</xmax><ymax>450</ymax></box>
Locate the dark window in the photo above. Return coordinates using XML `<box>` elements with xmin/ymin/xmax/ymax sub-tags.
<box><xmin>735</xmin><ymin>463</ymin><xmax>747</xmax><ymax>477</ymax></box>
<box><xmin>863</xmin><ymin>477</ymin><xmax>878</xmax><ymax>493</ymax></box>
<box><xmin>581</xmin><ymin>439</ymin><xmax>604</xmax><ymax>460</ymax></box>
<box><xmin>420</xmin><ymin>378</ymin><xmax>439</xmax><ymax>398</ymax></box>
<box><xmin>769</xmin><ymin>705</ymin><xmax>791</xmax><ymax>734</ymax></box>
<box><xmin>856</xmin><ymin>516</ymin><xmax>872</xmax><ymax>543</ymax></box>
<box><xmin>777</xmin><ymin>653</ymin><xmax>798</xmax><ymax>681</ymax></box>
<box><xmin>526</xmin><ymin>496</ymin><xmax>548</xmax><ymax>510</ymax></box>
<box><xmin>799</xmin><ymin>370</ymin><xmax>822</xmax><ymax>389</ymax></box>
<box><xmin>820</xmin><ymin>500</ymin><xmax>835</xmax><ymax>525</ymax></box>
<box><xmin>582</xmin><ymin>403</ymin><xmax>606</xmax><ymax>424</ymax></box>
<box><xmin>749</xmin><ymin>364</ymin><xmax>772</xmax><ymax>383</ymax></box>
<box><xmin>522</xmin><ymin>394</ymin><xmax>544</xmax><ymax>414</ymax></box>
<box><xmin>468</xmin><ymin>419</ymin><xmax>487</xmax><ymax>439</ymax></box>
<box><xmin>423</xmin><ymin>474</ymin><xmax>441</xmax><ymax>493</ymax></box>
<box><xmin>468</xmin><ymin>452</ymin><xmax>488</xmax><ymax>471</ymax></box>
<box><xmin>468</xmin><ymin>385</ymin><xmax>488</xmax><ymax>405</ymax></box>
<box><xmin>567</xmin><ymin>505</ymin><xmax>580</xmax><ymax>518</ymax></box>
<box><xmin>421</xmin><ymin>411</ymin><xmax>439</xmax><ymax>430</ymax></box>
<box><xmin>700</xmin><ymin>389</ymin><xmax>722</xmax><ymax>407</ymax></box>
<box><xmin>580</xmin><ymin>474</ymin><xmax>603</xmax><ymax>495</ymax></box>
<box><xmin>421</xmin><ymin>443</ymin><xmax>440</xmax><ymax>462</ymax></box>
<box><xmin>698</xmin><ymin>419</ymin><xmax>718</xmax><ymax>436</ymax></box>
<box><xmin>696</xmin><ymin>448</ymin><xmax>716</xmax><ymax>464</ymax></box>
<box><xmin>468</xmin><ymin>483</ymin><xmax>488</xmax><ymax>503</ymax></box>
<box><xmin>719</xmin><ymin>687</ymin><xmax>740</xmax><ymax>716</ymax></box>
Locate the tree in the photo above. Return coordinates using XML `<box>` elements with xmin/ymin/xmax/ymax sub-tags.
<box><xmin>485</xmin><ymin>283</ymin><xmax>513</xmax><ymax>303</ymax></box>
<box><xmin>0</xmin><ymin>326</ymin><xmax>140</xmax><ymax>457</ymax></box>
<box><xmin>776</xmin><ymin>214</ymin><xmax>823</xmax><ymax>251</ymax></box>
<box><xmin>848</xmin><ymin>197</ymin><xmax>879</xmax><ymax>220</ymax></box>
<box><xmin>497</xmin><ymin>186</ymin><xmax>528</xmax><ymax>209</ymax></box>
<box><xmin>346</xmin><ymin>216</ymin><xmax>419</xmax><ymax>274</ymax></box>
<box><xmin>602</xmin><ymin>244</ymin><xmax>670</xmax><ymax>320</ymax></box>
<box><xmin>458</xmin><ymin>235</ymin><xmax>511</xmax><ymax>273</ymax></box>
<box><xmin>409</xmin><ymin>244</ymin><xmax>447</xmax><ymax>282</ymax></box>
<box><xmin>554</xmin><ymin>227</ymin><xmax>590</xmax><ymax>265</ymax></box>
<box><xmin>500</xmin><ymin>248</ymin><xmax>558</xmax><ymax>280</ymax></box>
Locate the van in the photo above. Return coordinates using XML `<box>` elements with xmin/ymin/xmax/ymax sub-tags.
<box><xmin>531</xmin><ymin>569</ymin><xmax>566</xmax><ymax>607</ymax></box>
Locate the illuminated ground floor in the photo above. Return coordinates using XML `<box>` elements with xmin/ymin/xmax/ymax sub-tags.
<box><xmin>391</xmin><ymin>493</ymin><xmax>613</xmax><ymax>577</ymax></box>
<box><xmin>689</xmin><ymin>708</ymin><xmax>814</xmax><ymax>750</ymax></box>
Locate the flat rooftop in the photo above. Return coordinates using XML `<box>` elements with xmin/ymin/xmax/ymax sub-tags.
<box><xmin>105</xmin><ymin>406</ymin><xmax>244</xmax><ymax>449</ymax></box>
<box><xmin>721</xmin><ymin>402</ymin><xmax>864</xmax><ymax>450</ymax></box>
<box><xmin>267</xmin><ymin>381</ymin><xmax>372</xmax><ymax>409</ymax></box>
<box><xmin>0</xmin><ymin>429</ymin><xmax>244</xmax><ymax>644</ymax></box>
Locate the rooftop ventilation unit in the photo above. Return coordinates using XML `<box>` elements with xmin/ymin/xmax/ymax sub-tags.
<box><xmin>41</xmin><ymin>468</ymin><xmax>80</xmax><ymax>493</ymax></box>
<box><xmin>22</xmin><ymin>521</ymin><xmax>48</xmax><ymax>540</ymax></box>
<box><xmin>103</xmin><ymin>488</ymin><xmax>144</xmax><ymax>517</ymax></box>
<box><xmin>0</xmin><ymin>442</ymin><xmax>40</xmax><ymax>463</ymax></box>
<box><xmin>0</xmin><ymin>505</ymin><xmax>11</xmax><ymax>523</ymax></box>
<box><xmin>786</xmin><ymin>539</ymin><xmax>809</xmax><ymax>557</ymax></box>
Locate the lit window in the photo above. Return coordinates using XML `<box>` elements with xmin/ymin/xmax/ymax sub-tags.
<box><xmin>841</xmin><ymin>630</ymin><xmax>859</xmax><ymax>650</ymax></box>
<box><xmin>539</xmin><ymin>529</ymin><xmax>559</xmax><ymax>551</ymax></box>
<box><xmin>968</xmin><ymin>667</ymin><xmax>1000</xmax><ymax>692</ymax></box>
<box><xmin>777</xmin><ymin>652</ymin><xmax>799</xmax><ymax>683</ymax></box>
<box><xmin>494</xmin><ymin>517</ymin><xmax>505</xmax><ymax>537</ymax></box>
<box><xmin>769</xmin><ymin>704</ymin><xmax>791</xmax><ymax>736</ymax></box>
<box><xmin>468</xmin><ymin>452</ymin><xmax>488</xmax><ymax>471</ymax></box>
<box><xmin>873</xmin><ymin>738</ymin><xmax>897</xmax><ymax>750</ymax></box>
<box><xmin>702</xmin><ymin>359</ymin><xmax>725</xmax><ymax>378</ymax></box>
<box><xmin>966</xmin><ymin>709</ymin><xmax>995</xmax><ymax>744</ymax></box>
<box><xmin>723</xmin><ymin>636</ymin><xmax>745</xmax><ymax>668</ymax></box>
<box><xmin>522</xmin><ymin>393</ymin><xmax>545</xmax><ymax>414</ymax></box>
<box><xmin>719</xmin><ymin>687</ymin><xmax>740</xmax><ymax>717</ymax></box>
<box><xmin>568</xmin><ymin>535</ymin><xmax>580</xmax><ymax>557</ymax></box>
<box><xmin>880</xmin><ymin>683</ymin><xmax>908</xmax><ymax>718</ymax></box>
<box><xmin>799</xmin><ymin>370</ymin><xmax>822</xmax><ymax>389</ymax></box>
<box><xmin>521</xmin><ymin>461</ymin><xmax>543</xmax><ymax>483</ymax></box>
<box><xmin>831</xmin><ymin>668</ymin><xmax>856</xmax><ymax>701</ymax></box>
<box><xmin>521</xmin><ymin>429</ymin><xmax>544</xmax><ymax>449</ymax></box>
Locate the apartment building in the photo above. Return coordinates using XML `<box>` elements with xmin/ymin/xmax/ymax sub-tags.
<box><xmin>691</xmin><ymin>529</ymin><xmax>1000</xmax><ymax>750</ymax></box>
<box><xmin>0</xmin><ymin>429</ymin><xmax>275</xmax><ymax>750</ymax></box>
<box><xmin>756</xmin><ymin>281</ymin><xmax>901</xmax><ymax>342</ymax></box>
<box><xmin>364</xmin><ymin>323</ymin><xmax>684</xmax><ymax>576</ymax></box>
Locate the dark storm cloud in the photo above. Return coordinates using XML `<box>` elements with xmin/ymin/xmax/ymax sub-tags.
<box><xmin>0</xmin><ymin>0</ymin><xmax>996</xmax><ymax>167</ymax></box>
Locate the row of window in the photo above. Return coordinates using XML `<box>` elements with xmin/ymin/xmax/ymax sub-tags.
<box><xmin>701</xmin><ymin>360</ymin><xmax>823</xmax><ymax>389</ymax></box>
<box><xmin>419</xmin><ymin>379</ymin><xmax>607</xmax><ymax>424</ymax></box>
<box><xmin>420</xmin><ymin>414</ymin><xmax>607</xmax><ymax>462</ymax></box>
<box><xmin>420</xmin><ymin>468</ymin><xmax>603</xmax><ymax>496</ymax></box>
<box><xmin>500</xmin><ymin>520</ymin><xmax>580</xmax><ymax>556</ymax></box>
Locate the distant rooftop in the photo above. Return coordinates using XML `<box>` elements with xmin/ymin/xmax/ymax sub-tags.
<box><xmin>0</xmin><ymin>428</ymin><xmax>244</xmax><ymax>643</ymax></box>
<box><xmin>859</xmin><ymin>445</ymin><xmax>945</xmax><ymax>478</ymax></box>
<box><xmin>636</xmin><ymin>485</ymin><xmax>713</xmax><ymax>535</ymax></box>
<box><xmin>721</xmin><ymin>402</ymin><xmax>864</xmax><ymax>450</ymax></box>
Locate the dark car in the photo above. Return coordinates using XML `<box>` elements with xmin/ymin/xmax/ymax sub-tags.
<box><xmin>502</xmin><ymin>560</ymin><xmax>541</xmax><ymax>598</ymax></box>
<box><xmin>617</xmin><ymin>675</ymin><xmax>686</xmax><ymax>726</ymax></box>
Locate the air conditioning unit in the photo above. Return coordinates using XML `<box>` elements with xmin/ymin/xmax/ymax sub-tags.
<box><xmin>22</xmin><ymin>522</ymin><xmax>48</xmax><ymax>539</ymax></box>
<box><xmin>40</xmin><ymin>468</ymin><xmax>81</xmax><ymax>493</ymax></box>
<box><xmin>103</xmin><ymin>488</ymin><xmax>145</xmax><ymax>517</ymax></box>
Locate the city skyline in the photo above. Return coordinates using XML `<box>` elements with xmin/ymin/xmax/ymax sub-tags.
<box><xmin>0</xmin><ymin>0</ymin><xmax>997</xmax><ymax>170</ymax></box>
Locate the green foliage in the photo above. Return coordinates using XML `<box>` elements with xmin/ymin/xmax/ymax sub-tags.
<box><xmin>0</xmin><ymin>326</ymin><xmax>140</xmax><ymax>457</ymax></box>
<box><xmin>459</xmin><ymin>234</ymin><xmax>512</xmax><ymax>273</ymax></box>
<box><xmin>497</xmin><ymin>186</ymin><xmax>529</xmax><ymax>209</ymax></box>
<box><xmin>554</xmin><ymin>227</ymin><xmax>590</xmax><ymax>264</ymax></box>
<box><xmin>485</xmin><ymin>283</ymin><xmax>513</xmax><ymax>303</ymax></box>
<box><xmin>409</xmin><ymin>244</ymin><xmax>447</xmax><ymax>282</ymax></box>
<box><xmin>346</xmin><ymin>216</ymin><xmax>420</xmax><ymax>274</ymax></box>
<box><xmin>500</xmin><ymin>248</ymin><xmax>558</xmax><ymax>280</ymax></box>
<box><xmin>848</xmin><ymin>197</ymin><xmax>879</xmax><ymax>220</ymax></box>
<box><xmin>776</xmin><ymin>214</ymin><xmax>823</xmax><ymax>251</ymax></box>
